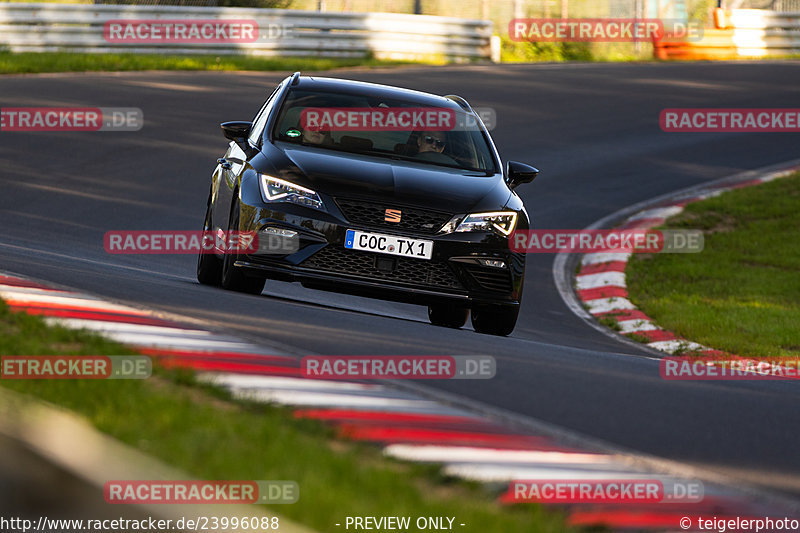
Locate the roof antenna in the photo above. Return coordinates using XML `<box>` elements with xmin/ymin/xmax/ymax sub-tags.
<box><xmin>290</xmin><ymin>72</ymin><xmax>301</xmax><ymax>86</ymax></box>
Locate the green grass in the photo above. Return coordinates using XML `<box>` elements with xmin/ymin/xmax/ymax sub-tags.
<box><xmin>0</xmin><ymin>299</ymin><xmax>572</xmax><ymax>533</ymax></box>
<box><xmin>500</xmin><ymin>36</ymin><xmax>595</xmax><ymax>62</ymax></box>
<box><xmin>0</xmin><ymin>51</ymin><xmax>416</xmax><ymax>75</ymax></box>
<box><xmin>597</xmin><ymin>316</ymin><xmax>622</xmax><ymax>332</ymax></box>
<box><xmin>627</xmin><ymin>172</ymin><xmax>800</xmax><ymax>358</ymax></box>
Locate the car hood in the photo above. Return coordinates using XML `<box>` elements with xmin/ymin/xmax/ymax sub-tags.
<box><xmin>260</xmin><ymin>143</ymin><xmax>509</xmax><ymax>214</ymax></box>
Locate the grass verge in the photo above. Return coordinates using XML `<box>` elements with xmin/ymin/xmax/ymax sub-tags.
<box><xmin>0</xmin><ymin>298</ymin><xmax>571</xmax><ymax>533</ymax></box>
<box><xmin>626</xmin><ymin>172</ymin><xmax>800</xmax><ymax>358</ymax></box>
<box><xmin>0</xmin><ymin>52</ymin><xmax>419</xmax><ymax>75</ymax></box>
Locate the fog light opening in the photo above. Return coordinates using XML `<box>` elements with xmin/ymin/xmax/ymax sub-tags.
<box><xmin>260</xmin><ymin>227</ymin><xmax>298</xmax><ymax>238</ymax></box>
<box><xmin>476</xmin><ymin>258</ymin><xmax>506</xmax><ymax>269</ymax></box>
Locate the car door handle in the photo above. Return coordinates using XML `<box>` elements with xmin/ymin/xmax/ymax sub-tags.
<box><xmin>217</xmin><ymin>158</ymin><xmax>232</xmax><ymax>170</ymax></box>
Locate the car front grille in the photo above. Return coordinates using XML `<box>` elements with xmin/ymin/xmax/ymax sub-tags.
<box><xmin>301</xmin><ymin>246</ymin><xmax>463</xmax><ymax>289</ymax></box>
<box><xmin>335</xmin><ymin>199</ymin><xmax>453</xmax><ymax>235</ymax></box>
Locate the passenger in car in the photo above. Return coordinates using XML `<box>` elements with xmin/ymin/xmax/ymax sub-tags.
<box><xmin>301</xmin><ymin>125</ymin><xmax>331</xmax><ymax>145</ymax></box>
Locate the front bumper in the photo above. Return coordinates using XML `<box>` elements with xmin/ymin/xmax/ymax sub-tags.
<box><xmin>233</xmin><ymin>199</ymin><xmax>525</xmax><ymax>308</ymax></box>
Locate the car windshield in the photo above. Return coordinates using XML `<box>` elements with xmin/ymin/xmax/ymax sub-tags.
<box><xmin>271</xmin><ymin>89</ymin><xmax>497</xmax><ymax>173</ymax></box>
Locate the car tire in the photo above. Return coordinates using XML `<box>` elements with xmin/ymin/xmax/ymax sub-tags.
<box><xmin>471</xmin><ymin>305</ymin><xmax>519</xmax><ymax>336</ymax></box>
<box><xmin>428</xmin><ymin>305</ymin><xmax>469</xmax><ymax>329</ymax></box>
<box><xmin>221</xmin><ymin>196</ymin><xmax>266</xmax><ymax>295</ymax></box>
<box><xmin>197</xmin><ymin>194</ymin><xmax>223</xmax><ymax>286</ymax></box>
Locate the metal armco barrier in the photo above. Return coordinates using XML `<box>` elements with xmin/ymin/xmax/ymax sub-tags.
<box><xmin>655</xmin><ymin>8</ymin><xmax>800</xmax><ymax>59</ymax></box>
<box><xmin>0</xmin><ymin>3</ymin><xmax>492</xmax><ymax>61</ymax></box>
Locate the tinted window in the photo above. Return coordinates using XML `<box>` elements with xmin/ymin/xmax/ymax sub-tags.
<box><xmin>271</xmin><ymin>89</ymin><xmax>497</xmax><ymax>173</ymax></box>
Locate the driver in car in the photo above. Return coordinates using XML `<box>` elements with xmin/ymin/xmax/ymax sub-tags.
<box><xmin>417</xmin><ymin>131</ymin><xmax>446</xmax><ymax>154</ymax></box>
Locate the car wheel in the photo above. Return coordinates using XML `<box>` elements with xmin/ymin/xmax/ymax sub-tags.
<box><xmin>221</xmin><ymin>196</ymin><xmax>266</xmax><ymax>295</ymax></box>
<box><xmin>197</xmin><ymin>193</ymin><xmax>223</xmax><ymax>286</ymax></box>
<box><xmin>428</xmin><ymin>305</ymin><xmax>469</xmax><ymax>329</ymax></box>
<box><xmin>471</xmin><ymin>305</ymin><xmax>519</xmax><ymax>336</ymax></box>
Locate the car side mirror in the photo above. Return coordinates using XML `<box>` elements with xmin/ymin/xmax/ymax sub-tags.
<box><xmin>221</xmin><ymin>121</ymin><xmax>258</xmax><ymax>158</ymax></box>
<box><xmin>221</xmin><ymin>121</ymin><xmax>251</xmax><ymax>142</ymax></box>
<box><xmin>506</xmin><ymin>161</ymin><xmax>539</xmax><ymax>189</ymax></box>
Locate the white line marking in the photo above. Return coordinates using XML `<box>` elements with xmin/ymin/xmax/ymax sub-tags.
<box><xmin>647</xmin><ymin>340</ymin><xmax>706</xmax><ymax>354</ymax></box>
<box><xmin>384</xmin><ymin>445</ymin><xmax>616</xmax><ymax>465</ymax></box>
<box><xmin>442</xmin><ymin>464</ymin><xmax>654</xmax><ymax>483</ymax></box>
<box><xmin>199</xmin><ymin>374</ymin><xmax>381</xmax><ymax>392</ymax></box>
<box><xmin>617</xmin><ymin>319</ymin><xmax>658</xmax><ymax>334</ymax></box>
<box><xmin>230</xmin><ymin>389</ymin><xmax>446</xmax><ymax>410</ymax></box>
<box><xmin>581</xmin><ymin>252</ymin><xmax>632</xmax><ymax>265</ymax></box>
<box><xmin>41</xmin><ymin>317</ymin><xmax>204</xmax><ymax>336</ymax></box>
<box><xmin>583</xmin><ymin>297</ymin><xmax>637</xmax><ymax>314</ymax></box>
<box><xmin>575</xmin><ymin>272</ymin><xmax>627</xmax><ymax>290</ymax></box>
<box><xmin>0</xmin><ymin>290</ymin><xmax>148</xmax><ymax>314</ymax></box>
<box><xmin>627</xmin><ymin>206</ymin><xmax>683</xmax><ymax>221</ymax></box>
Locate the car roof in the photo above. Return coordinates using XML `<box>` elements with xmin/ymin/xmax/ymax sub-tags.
<box><xmin>291</xmin><ymin>75</ymin><xmax>466</xmax><ymax>111</ymax></box>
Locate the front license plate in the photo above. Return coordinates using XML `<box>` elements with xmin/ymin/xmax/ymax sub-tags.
<box><xmin>345</xmin><ymin>230</ymin><xmax>433</xmax><ymax>260</ymax></box>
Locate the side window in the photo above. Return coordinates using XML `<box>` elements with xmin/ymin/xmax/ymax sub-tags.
<box><xmin>247</xmin><ymin>83</ymin><xmax>282</xmax><ymax>147</ymax></box>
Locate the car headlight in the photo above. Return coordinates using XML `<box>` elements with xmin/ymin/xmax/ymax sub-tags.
<box><xmin>259</xmin><ymin>174</ymin><xmax>324</xmax><ymax>210</ymax></box>
<box><xmin>453</xmin><ymin>212</ymin><xmax>518</xmax><ymax>236</ymax></box>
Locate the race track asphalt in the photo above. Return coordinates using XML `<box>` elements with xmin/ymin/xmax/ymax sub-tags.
<box><xmin>2</xmin><ymin>61</ymin><xmax>799</xmax><ymax>500</ymax></box>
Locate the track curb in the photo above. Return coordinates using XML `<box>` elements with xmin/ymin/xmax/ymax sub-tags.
<box><xmin>2</xmin><ymin>268</ymin><xmax>799</xmax><ymax>528</ymax></box>
<box><xmin>555</xmin><ymin>159</ymin><xmax>800</xmax><ymax>359</ymax></box>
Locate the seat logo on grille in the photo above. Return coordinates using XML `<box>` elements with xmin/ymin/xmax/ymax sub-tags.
<box><xmin>384</xmin><ymin>209</ymin><xmax>402</xmax><ymax>223</ymax></box>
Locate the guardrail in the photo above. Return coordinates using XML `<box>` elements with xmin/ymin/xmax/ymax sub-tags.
<box><xmin>655</xmin><ymin>8</ymin><xmax>800</xmax><ymax>59</ymax></box>
<box><xmin>718</xmin><ymin>8</ymin><xmax>800</xmax><ymax>55</ymax></box>
<box><xmin>0</xmin><ymin>3</ymin><xmax>493</xmax><ymax>61</ymax></box>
